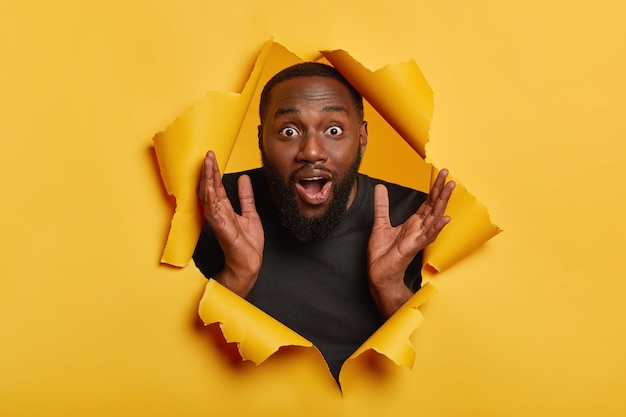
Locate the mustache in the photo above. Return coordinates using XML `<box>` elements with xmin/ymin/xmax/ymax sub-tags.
<box><xmin>288</xmin><ymin>164</ymin><xmax>336</xmax><ymax>184</ymax></box>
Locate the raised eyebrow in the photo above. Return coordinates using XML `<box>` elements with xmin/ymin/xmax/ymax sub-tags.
<box><xmin>273</xmin><ymin>105</ymin><xmax>348</xmax><ymax>119</ymax></box>
<box><xmin>274</xmin><ymin>107</ymin><xmax>300</xmax><ymax>118</ymax></box>
<box><xmin>322</xmin><ymin>105</ymin><xmax>349</xmax><ymax>115</ymax></box>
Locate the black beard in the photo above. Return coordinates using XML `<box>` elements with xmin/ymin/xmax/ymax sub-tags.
<box><xmin>262</xmin><ymin>152</ymin><xmax>362</xmax><ymax>242</ymax></box>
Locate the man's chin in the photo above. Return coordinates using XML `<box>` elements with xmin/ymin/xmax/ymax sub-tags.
<box><xmin>296</xmin><ymin>201</ymin><xmax>332</xmax><ymax>219</ymax></box>
<box><xmin>286</xmin><ymin>213</ymin><xmax>337</xmax><ymax>242</ymax></box>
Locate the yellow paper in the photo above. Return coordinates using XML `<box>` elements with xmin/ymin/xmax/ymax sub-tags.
<box><xmin>424</xmin><ymin>166</ymin><xmax>501</xmax><ymax>271</ymax></box>
<box><xmin>153</xmin><ymin>40</ymin><xmax>500</xmax><ymax>383</ymax></box>
<box><xmin>198</xmin><ymin>279</ymin><xmax>313</xmax><ymax>364</ymax></box>
<box><xmin>225</xmin><ymin>44</ymin><xmax>305</xmax><ymax>174</ymax></box>
<box><xmin>344</xmin><ymin>283</ymin><xmax>437</xmax><ymax>369</ymax></box>
<box><xmin>322</xmin><ymin>49</ymin><xmax>433</xmax><ymax>158</ymax></box>
<box><xmin>320</xmin><ymin>49</ymin><xmax>502</xmax><ymax>271</ymax></box>
<box><xmin>338</xmin><ymin>283</ymin><xmax>437</xmax><ymax>389</ymax></box>
<box><xmin>152</xmin><ymin>41</ymin><xmax>275</xmax><ymax>266</ymax></box>
<box><xmin>4</xmin><ymin>2</ymin><xmax>626</xmax><ymax>414</ymax></box>
<box><xmin>198</xmin><ymin>279</ymin><xmax>437</xmax><ymax>387</ymax></box>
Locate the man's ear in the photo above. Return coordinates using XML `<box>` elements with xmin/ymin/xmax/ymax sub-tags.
<box><xmin>359</xmin><ymin>121</ymin><xmax>368</xmax><ymax>154</ymax></box>
<box><xmin>257</xmin><ymin>125</ymin><xmax>263</xmax><ymax>151</ymax></box>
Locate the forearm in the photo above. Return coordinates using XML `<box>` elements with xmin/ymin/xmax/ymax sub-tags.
<box><xmin>369</xmin><ymin>281</ymin><xmax>414</xmax><ymax>320</ymax></box>
<box><xmin>214</xmin><ymin>264</ymin><xmax>259</xmax><ymax>298</ymax></box>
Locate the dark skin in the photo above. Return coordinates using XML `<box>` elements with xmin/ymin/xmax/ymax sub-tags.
<box><xmin>198</xmin><ymin>76</ymin><xmax>455</xmax><ymax>319</ymax></box>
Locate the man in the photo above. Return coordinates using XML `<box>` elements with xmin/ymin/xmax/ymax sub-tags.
<box><xmin>193</xmin><ymin>62</ymin><xmax>455</xmax><ymax>380</ymax></box>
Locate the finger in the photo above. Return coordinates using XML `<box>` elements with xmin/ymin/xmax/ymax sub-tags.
<box><xmin>420</xmin><ymin>180</ymin><xmax>455</xmax><ymax>233</ymax></box>
<box><xmin>201</xmin><ymin>151</ymin><xmax>226</xmax><ymax>209</ymax></box>
<box><xmin>204</xmin><ymin>151</ymin><xmax>228</xmax><ymax>202</ymax></box>
<box><xmin>237</xmin><ymin>174</ymin><xmax>259</xmax><ymax>219</ymax></box>
<box><xmin>429</xmin><ymin>179</ymin><xmax>455</xmax><ymax>219</ymax></box>
<box><xmin>198</xmin><ymin>153</ymin><xmax>213</xmax><ymax>208</ymax></box>
<box><xmin>416</xmin><ymin>168</ymin><xmax>448</xmax><ymax>218</ymax></box>
<box><xmin>429</xmin><ymin>168</ymin><xmax>448</xmax><ymax>201</ymax></box>
<box><xmin>414</xmin><ymin>174</ymin><xmax>453</xmax><ymax>236</ymax></box>
<box><xmin>404</xmin><ymin>213</ymin><xmax>451</xmax><ymax>254</ymax></box>
<box><xmin>201</xmin><ymin>151</ymin><xmax>234</xmax><ymax>224</ymax></box>
<box><xmin>372</xmin><ymin>184</ymin><xmax>391</xmax><ymax>229</ymax></box>
<box><xmin>200</xmin><ymin>153</ymin><xmax>215</xmax><ymax>210</ymax></box>
<box><xmin>421</xmin><ymin>215</ymin><xmax>452</xmax><ymax>244</ymax></box>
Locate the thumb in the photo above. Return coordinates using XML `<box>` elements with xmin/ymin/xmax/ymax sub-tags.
<box><xmin>237</xmin><ymin>174</ymin><xmax>259</xmax><ymax>218</ymax></box>
<box><xmin>372</xmin><ymin>184</ymin><xmax>391</xmax><ymax>229</ymax></box>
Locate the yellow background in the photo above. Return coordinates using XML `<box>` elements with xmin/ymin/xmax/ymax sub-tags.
<box><xmin>1</xmin><ymin>1</ymin><xmax>625</xmax><ymax>416</ymax></box>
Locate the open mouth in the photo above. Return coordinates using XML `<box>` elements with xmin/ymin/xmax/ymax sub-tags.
<box><xmin>295</xmin><ymin>177</ymin><xmax>332</xmax><ymax>205</ymax></box>
<box><xmin>299</xmin><ymin>177</ymin><xmax>328</xmax><ymax>193</ymax></box>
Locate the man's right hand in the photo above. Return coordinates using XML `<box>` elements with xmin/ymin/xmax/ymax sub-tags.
<box><xmin>198</xmin><ymin>151</ymin><xmax>264</xmax><ymax>297</ymax></box>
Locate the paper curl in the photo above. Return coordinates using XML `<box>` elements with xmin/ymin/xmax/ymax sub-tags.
<box><xmin>153</xmin><ymin>40</ymin><xmax>500</xmax><ymax>383</ymax></box>
<box><xmin>199</xmin><ymin>279</ymin><xmax>312</xmax><ymax>364</ymax></box>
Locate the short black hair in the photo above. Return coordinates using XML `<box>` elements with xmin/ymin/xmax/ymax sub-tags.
<box><xmin>259</xmin><ymin>62</ymin><xmax>364</xmax><ymax>123</ymax></box>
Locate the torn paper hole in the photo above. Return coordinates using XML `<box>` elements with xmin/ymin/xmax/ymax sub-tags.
<box><xmin>153</xmin><ymin>40</ymin><xmax>501</xmax><ymax>387</ymax></box>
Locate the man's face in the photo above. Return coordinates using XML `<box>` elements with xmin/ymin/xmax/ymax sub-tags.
<box><xmin>258</xmin><ymin>76</ymin><xmax>368</xmax><ymax>241</ymax></box>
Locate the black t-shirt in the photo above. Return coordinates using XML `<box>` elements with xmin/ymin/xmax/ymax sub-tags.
<box><xmin>193</xmin><ymin>168</ymin><xmax>427</xmax><ymax>380</ymax></box>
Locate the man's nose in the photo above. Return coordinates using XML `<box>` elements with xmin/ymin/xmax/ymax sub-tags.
<box><xmin>296</xmin><ymin>133</ymin><xmax>328</xmax><ymax>164</ymax></box>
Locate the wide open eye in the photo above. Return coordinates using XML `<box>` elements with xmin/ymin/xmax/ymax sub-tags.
<box><xmin>325</xmin><ymin>126</ymin><xmax>343</xmax><ymax>136</ymax></box>
<box><xmin>279</xmin><ymin>127</ymin><xmax>300</xmax><ymax>138</ymax></box>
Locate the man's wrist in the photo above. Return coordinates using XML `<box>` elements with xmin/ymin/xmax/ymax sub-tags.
<box><xmin>215</xmin><ymin>265</ymin><xmax>259</xmax><ymax>298</ymax></box>
<box><xmin>369</xmin><ymin>280</ymin><xmax>413</xmax><ymax>319</ymax></box>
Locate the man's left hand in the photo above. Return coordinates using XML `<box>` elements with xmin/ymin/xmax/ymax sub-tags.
<box><xmin>367</xmin><ymin>169</ymin><xmax>455</xmax><ymax>318</ymax></box>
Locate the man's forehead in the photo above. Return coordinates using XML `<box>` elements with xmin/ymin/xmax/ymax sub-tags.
<box><xmin>268</xmin><ymin>77</ymin><xmax>354</xmax><ymax>112</ymax></box>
